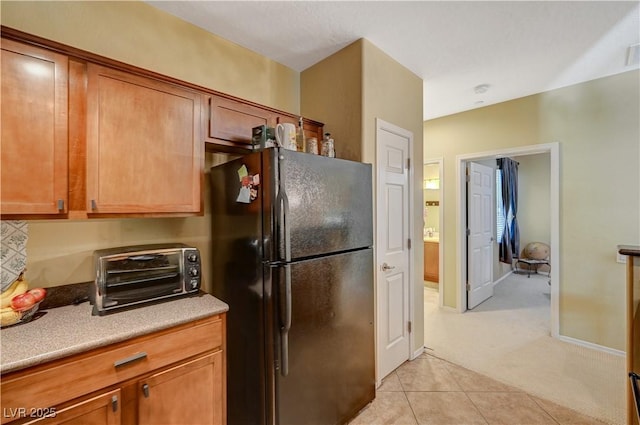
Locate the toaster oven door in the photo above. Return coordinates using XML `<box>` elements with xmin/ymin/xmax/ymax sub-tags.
<box><xmin>100</xmin><ymin>252</ymin><xmax>183</xmax><ymax>307</ymax></box>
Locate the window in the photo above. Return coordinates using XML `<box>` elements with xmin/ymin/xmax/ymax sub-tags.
<box><xmin>496</xmin><ymin>169</ymin><xmax>506</xmax><ymax>242</ymax></box>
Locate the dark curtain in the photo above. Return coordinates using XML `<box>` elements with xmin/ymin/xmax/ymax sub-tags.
<box><xmin>498</xmin><ymin>158</ymin><xmax>519</xmax><ymax>264</ymax></box>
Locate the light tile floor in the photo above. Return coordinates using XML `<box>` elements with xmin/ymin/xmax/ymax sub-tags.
<box><xmin>349</xmin><ymin>353</ymin><xmax>608</xmax><ymax>425</ymax></box>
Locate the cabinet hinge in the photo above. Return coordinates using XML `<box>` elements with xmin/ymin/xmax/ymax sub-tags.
<box><xmin>408</xmin><ymin>238</ymin><xmax>412</xmax><ymax>250</ymax></box>
<box><xmin>57</xmin><ymin>199</ymin><xmax>64</xmax><ymax>211</ymax></box>
<box><xmin>466</xmin><ymin>282</ymin><xmax>471</xmax><ymax>291</ymax></box>
<box><xmin>466</xmin><ymin>228</ymin><xmax>470</xmax><ymax>236</ymax></box>
<box><xmin>408</xmin><ymin>321</ymin><xmax>412</xmax><ymax>333</ymax></box>
<box><xmin>407</xmin><ymin>158</ymin><xmax>410</xmax><ymax>169</ymax></box>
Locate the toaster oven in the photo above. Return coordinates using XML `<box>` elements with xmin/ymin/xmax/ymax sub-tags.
<box><xmin>90</xmin><ymin>243</ymin><xmax>201</xmax><ymax>315</ymax></box>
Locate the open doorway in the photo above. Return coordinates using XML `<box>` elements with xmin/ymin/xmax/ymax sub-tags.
<box><xmin>423</xmin><ymin>159</ymin><xmax>443</xmax><ymax>308</ymax></box>
<box><xmin>456</xmin><ymin>143</ymin><xmax>559</xmax><ymax>337</ymax></box>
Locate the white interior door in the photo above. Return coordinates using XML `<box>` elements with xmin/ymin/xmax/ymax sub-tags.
<box><xmin>376</xmin><ymin>120</ymin><xmax>412</xmax><ymax>381</ymax></box>
<box><xmin>467</xmin><ymin>162</ymin><xmax>494</xmax><ymax>309</ymax></box>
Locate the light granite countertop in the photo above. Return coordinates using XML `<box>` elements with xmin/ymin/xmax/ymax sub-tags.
<box><xmin>0</xmin><ymin>293</ymin><xmax>228</xmax><ymax>374</ymax></box>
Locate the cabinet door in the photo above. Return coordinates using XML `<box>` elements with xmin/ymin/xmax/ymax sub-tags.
<box><xmin>1</xmin><ymin>39</ymin><xmax>68</xmax><ymax>216</ymax></box>
<box><xmin>23</xmin><ymin>389</ymin><xmax>121</xmax><ymax>425</ymax></box>
<box><xmin>424</xmin><ymin>241</ymin><xmax>439</xmax><ymax>282</ymax></box>
<box><xmin>86</xmin><ymin>64</ymin><xmax>202</xmax><ymax>214</ymax></box>
<box><xmin>206</xmin><ymin>95</ymin><xmax>275</xmax><ymax>149</ymax></box>
<box><xmin>138</xmin><ymin>351</ymin><xmax>223</xmax><ymax>425</ymax></box>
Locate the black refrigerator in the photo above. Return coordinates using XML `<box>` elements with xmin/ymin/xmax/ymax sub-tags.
<box><xmin>210</xmin><ymin>148</ymin><xmax>374</xmax><ymax>425</ymax></box>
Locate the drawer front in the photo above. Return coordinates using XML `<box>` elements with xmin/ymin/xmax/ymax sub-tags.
<box><xmin>1</xmin><ymin>316</ymin><xmax>222</xmax><ymax>423</ymax></box>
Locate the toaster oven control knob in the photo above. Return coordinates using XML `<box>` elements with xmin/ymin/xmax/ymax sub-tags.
<box><xmin>190</xmin><ymin>279</ymin><xmax>199</xmax><ymax>289</ymax></box>
<box><xmin>189</xmin><ymin>267</ymin><xmax>199</xmax><ymax>277</ymax></box>
<box><xmin>187</xmin><ymin>253</ymin><xmax>198</xmax><ymax>262</ymax></box>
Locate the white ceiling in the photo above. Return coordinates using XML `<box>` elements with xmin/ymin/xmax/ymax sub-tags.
<box><xmin>147</xmin><ymin>1</ymin><xmax>640</xmax><ymax>120</ymax></box>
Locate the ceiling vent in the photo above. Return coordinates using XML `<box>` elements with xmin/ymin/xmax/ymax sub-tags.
<box><xmin>626</xmin><ymin>43</ymin><xmax>640</xmax><ymax>67</ymax></box>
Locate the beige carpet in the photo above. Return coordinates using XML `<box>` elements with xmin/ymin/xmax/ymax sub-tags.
<box><xmin>424</xmin><ymin>273</ymin><xmax>626</xmax><ymax>425</ymax></box>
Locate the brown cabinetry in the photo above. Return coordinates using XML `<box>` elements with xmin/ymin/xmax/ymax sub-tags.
<box><xmin>206</xmin><ymin>95</ymin><xmax>275</xmax><ymax>150</ymax></box>
<box><xmin>23</xmin><ymin>389</ymin><xmax>121</xmax><ymax>425</ymax></box>
<box><xmin>1</xmin><ymin>30</ymin><xmax>324</xmax><ymax>218</ymax></box>
<box><xmin>138</xmin><ymin>352</ymin><xmax>223</xmax><ymax>425</ymax></box>
<box><xmin>0</xmin><ymin>314</ymin><xmax>226</xmax><ymax>425</ymax></box>
<box><xmin>423</xmin><ymin>241</ymin><xmax>439</xmax><ymax>282</ymax></box>
<box><xmin>0</xmin><ymin>38</ymin><xmax>69</xmax><ymax>216</ymax></box>
<box><xmin>205</xmin><ymin>94</ymin><xmax>324</xmax><ymax>153</ymax></box>
<box><xmin>86</xmin><ymin>64</ymin><xmax>203</xmax><ymax>215</ymax></box>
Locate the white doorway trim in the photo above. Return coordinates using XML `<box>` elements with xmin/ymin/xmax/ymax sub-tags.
<box><xmin>455</xmin><ymin>142</ymin><xmax>560</xmax><ymax>338</ymax></box>
<box><xmin>424</xmin><ymin>158</ymin><xmax>444</xmax><ymax>308</ymax></box>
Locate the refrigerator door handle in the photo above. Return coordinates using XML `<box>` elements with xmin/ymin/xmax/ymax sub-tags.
<box><xmin>279</xmin><ymin>264</ymin><xmax>292</xmax><ymax>376</ymax></box>
<box><xmin>276</xmin><ymin>154</ymin><xmax>292</xmax><ymax>262</ymax></box>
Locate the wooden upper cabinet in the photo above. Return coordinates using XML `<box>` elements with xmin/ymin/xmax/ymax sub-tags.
<box><xmin>86</xmin><ymin>64</ymin><xmax>203</xmax><ymax>215</ymax></box>
<box><xmin>205</xmin><ymin>94</ymin><xmax>325</xmax><ymax>152</ymax></box>
<box><xmin>206</xmin><ymin>95</ymin><xmax>276</xmax><ymax>150</ymax></box>
<box><xmin>0</xmin><ymin>39</ymin><xmax>69</xmax><ymax>216</ymax></box>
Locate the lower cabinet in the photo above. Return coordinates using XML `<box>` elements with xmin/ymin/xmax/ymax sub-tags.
<box><xmin>138</xmin><ymin>352</ymin><xmax>223</xmax><ymax>425</ymax></box>
<box><xmin>1</xmin><ymin>314</ymin><xmax>226</xmax><ymax>425</ymax></box>
<box><xmin>423</xmin><ymin>241</ymin><xmax>439</xmax><ymax>282</ymax></box>
<box><xmin>24</xmin><ymin>389</ymin><xmax>121</xmax><ymax>425</ymax></box>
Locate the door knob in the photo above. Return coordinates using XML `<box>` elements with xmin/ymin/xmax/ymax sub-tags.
<box><xmin>381</xmin><ymin>263</ymin><xmax>396</xmax><ymax>271</ymax></box>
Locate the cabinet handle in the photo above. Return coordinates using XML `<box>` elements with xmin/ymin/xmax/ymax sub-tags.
<box><xmin>90</xmin><ymin>199</ymin><xmax>97</xmax><ymax>210</ymax></box>
<box><xmin>142</xmin><ymin>383</ymin><xmax>150</xmax><ymax>398</ymax></box>
<box><xmin>111</xmin><ymin>395</ymin><xmax>118</xmax><ymax>412</ymax></box>
<box><xmin>114</xmin><ymin>351</ymin><xmax>147</xmax><ymax>368</ymax></box>
<box><xmin>57</xmin><ymin>199</ymin><xmax>64</xmax><ymax>211</ymax></box>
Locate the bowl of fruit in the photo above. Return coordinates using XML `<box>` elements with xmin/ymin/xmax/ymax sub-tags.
<box><xmin>0</xmin><ymin>277</ymin><xmax>46</xmax><ymax>328</ymax></box>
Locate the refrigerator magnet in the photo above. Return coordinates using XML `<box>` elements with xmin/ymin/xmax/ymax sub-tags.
<box><xmin>236</xmin><ymin>165</ymin><xmax>260</xmax><ymax>204</ymax></box>
<box><xmin>237</xmin><ymin>165</ymin><xmax>248</xmax><ymax>181</ymax></box>
<box><xmin>237</xmin><ymin>186</ymin><xmax>251</xmax><ymax>203</ymax></box>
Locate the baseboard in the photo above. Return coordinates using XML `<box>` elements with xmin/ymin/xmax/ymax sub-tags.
<box><xmin>493</xmin><ymin>270</ymin><xmax>513</xmax><ymax>286</ymax></box>
<box><xmin>411</xmin><ymin>346</ymin><xmax>425</xmax><ymax>360</ymax></box>
<box><xmin>557</xmin><ymin>334</ymin><xmax>625</xmax><ymax>357</ymax></box>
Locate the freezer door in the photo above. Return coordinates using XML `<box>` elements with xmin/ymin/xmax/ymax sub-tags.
<box><xmin>273</xmin><ymin>248</ymin><xmax>375</xmax><ymax>425</ymax></box>
<box><xmin>274</xmin><ymin>149</ymin><xmax>373</xmax><ymax>261</ymax></box>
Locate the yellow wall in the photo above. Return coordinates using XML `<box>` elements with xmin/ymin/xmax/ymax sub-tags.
<box><xmin>1</xmin><ymin>1</ymin><xmax>300</xmax><ymax>293</ymax></box>
<box><xmin>516</xmin><ymin>153</ymin><xmax>551</xmax><ymax>252</ymax></box>
<box><xmin>300</xmin><ymin>40</ymin><xmax>363</xmax><ymax>161</ymax></box>
<box><xmin>424</xmin><ymin>70</ymin><xmax>640</xmax><ymax>350</ymax></box>
<box><xmin>1</xmin><ymin>1</ymin><xmax>299</xmax><ymax>112</ymax></box>
<box><xmin>302</xmin><ymin>39</ymin><xmax>425</xmax><ymax>354</ymax></box>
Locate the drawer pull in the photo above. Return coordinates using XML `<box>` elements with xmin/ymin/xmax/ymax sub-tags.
<box><xmin>142</xmin><ymin>383</ymin><xmax>150</xmax><ymax>398</ymax></box>
<box><xmin>114</xmin><ymin>352</ymin><xmax>147</xmax><ymax>368</ymax></box>
<box><xmin>111</xmin><ymin>395</ymin><xmax>118</xmax><ymax>412</ymax></box>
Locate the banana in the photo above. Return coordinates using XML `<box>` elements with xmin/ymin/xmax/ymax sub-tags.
<box><xmin>0</xmin><ymin>279</ymin><xmax>29</xmax><ymax>309</ymax></box>
<box><xmin>0</xmin><ymin>307</ymin><xmax>21</xmax><ymax>327</ymax></box>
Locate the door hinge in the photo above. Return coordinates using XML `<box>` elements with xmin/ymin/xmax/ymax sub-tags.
<box><xmin>466</xmin><ymin>228</ymin><xmax>470</xmax><ymax>236</ymax></box>
<box><xmin>408</xmin><ymin>238</ymin><xmax>412</xmax><ymax>249</ymax></box>
<box><xmin>407</xmin><ymin>158</ymin><xmax>410</xmax><ymax>169</ymax></box>
<box><xmin>466</xmin><ymin>282</ymin><xmax>471</xmax><ymax>291</ymax></box>
<box><xmin>408</xmin><ymin>321</ymin><xmax>412</xmax><ymax>333</ymax></box>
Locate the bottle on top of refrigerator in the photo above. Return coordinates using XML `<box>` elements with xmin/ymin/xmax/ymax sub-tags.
<box><xmin>322</xmin><ymin>133</ymin><xmax>335</xmax><ymax>158</ymax></box>
<box><xmin>296</xmin><ymin>117</ymin><xmax>305</xmax><ymax>152</ymax></box>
